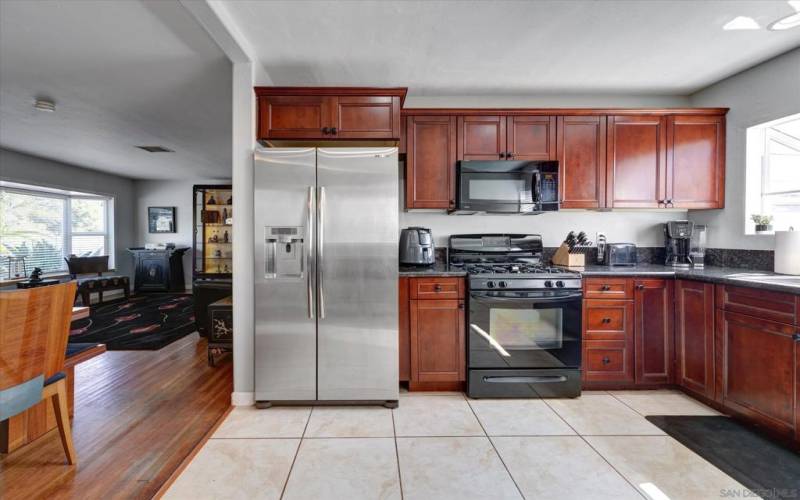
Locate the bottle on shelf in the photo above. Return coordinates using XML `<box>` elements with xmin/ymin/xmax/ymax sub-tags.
<box><xmin>223</xmin><ymin>230</ymin><xmax>229</xmax><ymax>243</ymax></box>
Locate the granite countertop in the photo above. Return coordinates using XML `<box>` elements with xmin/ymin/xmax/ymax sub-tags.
<box><xmin>577</xmin><ymin>264</ymin><xmax>800</xmax><ymax>295</ymax></box>
<box><xmin>399</xmin><ymin>261</ymin><xmax>466</xmax><ymax>277</ymax></box>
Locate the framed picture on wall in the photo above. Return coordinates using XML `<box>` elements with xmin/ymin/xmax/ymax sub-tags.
<box><xmin>148</xmin><ymin>206</ymin><xmax>176</xmax><ymax>233</ymax></box>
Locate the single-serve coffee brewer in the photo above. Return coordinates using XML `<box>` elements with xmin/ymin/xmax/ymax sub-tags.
<box><xmin>664</xmin><ymin>220</ymin><xmax>707</xmax><ymax>268</ymax></box>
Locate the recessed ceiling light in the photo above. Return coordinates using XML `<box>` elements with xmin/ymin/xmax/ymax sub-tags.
<box><xmin>769</xmin><ymin>12</ymin><xmax>800</xmax><ymax>30</ymax></box>
<box><xmin>34</xmin><ymin>99</ymin><xmax>55</xmax><ymax>112</ymax></box>
<box><xmin>136</xmin><ymin>145</ymin><xmax>174</xmax><ymax>153</ymax></box>
<box><xmin>723</xmin><ymin>16</ymin><xmax>760</xmax><ymax>30</ymax></box>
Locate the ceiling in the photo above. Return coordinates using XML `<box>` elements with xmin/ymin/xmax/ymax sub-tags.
<box><xmin>227</xmin><ymin>0</ymin><xmax>800</xmax><ymax>95</ymax></box>
<box><xmin>0</xmin><ymin>0</ymin><xmax>232</xmax><ymax>180</ymax></box>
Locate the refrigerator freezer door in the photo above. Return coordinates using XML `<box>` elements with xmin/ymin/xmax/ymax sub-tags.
<box><xmin>316</xmin><ymin>148</ymin><xmax>399</xmax><ymax>401</ymax></box>
<box><xmin>254</xmin><ymin>148</ymin><xmax>318</xmax><ymax>402</ymax></box>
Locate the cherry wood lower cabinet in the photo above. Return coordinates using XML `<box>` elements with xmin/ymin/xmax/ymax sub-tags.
<box><xmin>716</xmin><ymin>310</ymin><xmax>798</xmax><ymax>437</ymax></box>
<box><xmin>634</xmin><ymin>279</ymin><xmax>674</xmax><ymax>385</ymax></box>
<box><xmin>400</xmin><ymin>276</ymin><xmax>466</xmax><ymax>391</ymax></box>
<box><xmin>582</xmin><ymin>297</ymin><xmax>635</xmax><ymax>385</ymax></box>
<box><xmin>675</xmin><ymin>280</ymin><xmax>715</xmax><ymax>399</ymax></box>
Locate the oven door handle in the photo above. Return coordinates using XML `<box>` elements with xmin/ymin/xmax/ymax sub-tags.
<box><xmin>483</xmin><ymin>375</ymin><xmax>568</xmax><ymax>384</ymax></box>
<box><xmin>470</xmin><ymin>292</ymin><xmax>583</xmax><ymax>303</ymax></box>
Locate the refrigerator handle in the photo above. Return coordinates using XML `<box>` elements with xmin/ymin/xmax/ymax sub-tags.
<box><xmin>307</xmin><ymin>186</ymin><xmax>315</xmax><ymax>319</ymax></box>
<box><xmin>318</xmin><ymin>186</ymin><xmax>326</xmax><ymax>319</ymax></box>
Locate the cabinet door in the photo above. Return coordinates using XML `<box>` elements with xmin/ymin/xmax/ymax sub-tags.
<box><xmin>410</xmin><ymin>299</ymin><xmax>465</xmax><ymax>382</ymax></box>
<box><xmin>257</xmin><ymin>95</ymin><xmax>333</xmax><ymax>139</ymax></box>
<box><xmin>137</xmin><ymin>255</ymin><xmax>168</xmax><ymax>291</ymax></box>
<box><xmin>634</xmin><ymin>279</ymin><xmax>674</xmax><ymax>384</ymax></box>
<box><xmin>607</xmin><ymin>115</ymin><xmax>667</xmax><ymax>208</ymax></box>
<box><xmin>457</xmin><ymin>115</ymin><xmax>507</xmax><ymax>160</ymax></box>
<box><xmin>507</xmin><ymin>115</ymin><xmax>556</xmax><ymax>160</ymax></box>
<box><xmin>399</xmin><ymin>277</ymin><xmax>410</xmax><ymax>382</ymax></box>
<box><xmin>675</xmin><ymin>280</ymin><xmax>715</xmax><ymax>399</ymax></box>
<box><xmin>667</xmin><ymin>115</ymin><xmax>725</xmax><ymax>208</ymax></box>
<box><xmin>333</xmin><ymin>96</ymin><xmax>401</xmax><ymax>139</ymax></box>
<box><xmin>406</xmin><ymin>116</ymin><xmax>457</xmax><ymax>209</ymax></box>
<box><xmin>717</xmin><ymin>310</ymin><xmax>796</xmax><ymax>435</ymax></box>
<box><xmin>557</xmin><ymin>116</ymin><xmax>607</xmax><ymax>208</ymax></box>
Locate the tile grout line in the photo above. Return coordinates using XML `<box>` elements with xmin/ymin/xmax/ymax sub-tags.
<box><xmin>606</xmin><ymin>392</ymin><xmax>649</xmax><ymax>418</ymax></box>
<box><xmin>540</xmin><ymin>398</ymin><xmax>648</xmax><ymax>500</ymax></box>
<box><xmin>391</xmin><ymin>409</ymin><xmax>405</xmax><ymax>500</ymax></box>
<box><xmin>465</xmin><ymin>398</ymin><xmax>526</xmax><ymax>500</ymax></box>
<box><xmin>278</xmin><ymin>406</ymin><xmax>313</xmax><ymax>500</ymax></box>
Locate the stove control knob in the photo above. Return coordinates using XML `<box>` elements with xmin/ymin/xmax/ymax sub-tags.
<box><xmin>498</xmin><ymin>281</ymin><xmax>507</xmax><ymax>288</ymax></box>
<box><xmin>544</xmin><ymin>280</ymin><xmax>553</xmax><ymax>288</ymax></box>
<box><xmin>556</xmin><ymin>280</ymin><xmax>565</xmax><ymax>288</ymax></box>
<box><xmin>487</xmin><ymin>281</ymin><xmax>495</xmax><ymax>289</ymax></box>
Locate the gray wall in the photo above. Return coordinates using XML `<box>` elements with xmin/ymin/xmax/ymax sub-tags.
<box><xmin>134</xmin><ymin>179</ymin><xmax>230</xmax><ymax>289</ymax></box>
<box><xmin>401</xmin><ymin>93</ymin><xmax>692</xmax><ymax>248</ymax></box>
<box><xmin>688</xmin><ymin>48</ymin><xmax>800</xmax><ymax>250</ymax></box>
<box><xmin>0</xmin><ymin>147</ymin><xmax>136</xmax><ymax>280</ymax></box>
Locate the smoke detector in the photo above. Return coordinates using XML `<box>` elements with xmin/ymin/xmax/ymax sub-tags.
<box><xmin>34</xmin><ymin>98</ymin><xmax>56</xmax><ymax>112</ymax></box>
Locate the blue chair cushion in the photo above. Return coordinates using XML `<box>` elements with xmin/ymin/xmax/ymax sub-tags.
<box><xmin>66</xmin><ymin>343</ymin><xmax>98</xmax><ymax>358</ymax></box>
<box><xmin>0</xmin><ymin>374</ymin><xmax>44</xmax><ymax>421</ymax></box>
<box><xmin>44</xmin><ymin>371</ymin><xmax>66</xmax><ymax>386</ymax></box>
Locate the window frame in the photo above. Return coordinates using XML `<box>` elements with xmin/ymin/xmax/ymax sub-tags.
<box><xmin>0</xmin><ymin>184</ymin><xmax>115</xmax><ymax>275</ymax></box>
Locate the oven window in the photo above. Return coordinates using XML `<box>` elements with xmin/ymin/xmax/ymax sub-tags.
<box><xmin>469</xmin><ymin>179</ymin><xmax>527</xmax><ymax>202</ymax></box>
<box><xmin>489</xmin><ymin>308</ymin><xmax>563</xmax><ymax>349</ymax></box>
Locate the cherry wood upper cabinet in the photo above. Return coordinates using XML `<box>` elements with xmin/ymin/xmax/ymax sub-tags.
<box><xmin>406</xmin><ymin>115</ymin><xmax>457</xmax><ymax>209</ymax></box>
<box><xmin>255</xmin><ymin>87</ymin><xmax>406</xmax><ymax>141</ymax></box>
<box><xmin>508</xmin><ymin>116</ymin><xmax>557</xmax><ymax>160</ymax></box>
<box><xmin>607</xmin><ymin>115</ymin><xmax>668</xmax><ymax>208</ymax></box>
<box><xmin>675</xmin><ymin>280</ymin><xmax>715</xmax><ymax>400</ymax></box>
<box><xmin>667</xmin><ymin>115</ymin><xmax>725</xmax><ymax>209</ymax></box>
<box><xmin>458</xmin><ymin>115</ymin><xmax>507</xmax><ymax>160</ymax></box>
<box><xmin>557</xmin><ymin>116</ymin><xmax>607</xmax><ymax>209</ymax></box>
<box><xmin>634</xmin><ymin>279</ymin><xmax>674</xmax><ymax>385</ymax></box>
<box><xmin>258</xmin><ymin>95</ymin><xmax>333</xmax><ymax>140</ymax></box>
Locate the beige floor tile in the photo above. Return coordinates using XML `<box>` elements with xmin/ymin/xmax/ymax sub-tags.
<box><xmin>282</xmin><ymin>438</ymin><xmax>400</xmax><ymax>500</ymax></box>
<box><xmin>394</xmin><ymin>395</ymin><xmax>484</xmax><ymax>437</ymax></box>
<box><xmin>304</xmin><ymin>406</ymin><xmax>394</xmax><ymax>438</ymax></box>
<box><xmin>586</xmin><ymin>435</ymin><xmax>751</xmax><ymax>500</ymax></box>
<box><xmin>164</xmin><ymin>438</ymin><xmax>298</xmax><ymax>500</ymax></box>
<box><xmin>212</xmin><ymin>406</ymin><xmax>311</xmax><ymax>438</ymax></box>
<box><xmin>397</xmin><ymin>437</ymin><xmax>522</xmax><ymax>500</ymax></box>
<box><xmin>547</xmin><ymin>394</ymin><xmax>665</xmax><ymax>435</ymax></box>
<box><xmin>468</xmin><ymin>399</ymin><xmax>575</xmax><ymax>436</ymax></box>
<box><xmin>492</xmin><ymin>436</ymin><xmax>641</xmax><ymax>500</ymax></box>
<box><xmin>609</xmin><ymin>390</ymin><xmax>721</xmax><ymax>416</ymax></box>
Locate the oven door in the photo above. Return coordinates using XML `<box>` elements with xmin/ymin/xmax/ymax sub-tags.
<box><xmin>457</xmin><ymin>170</ymin><xmax>538</xmax><ymax>213</ymax></box>
<box><xmin>468</xmin><ymin>289</ymin><xmax>582</xmax><ymax>370</ymax></box>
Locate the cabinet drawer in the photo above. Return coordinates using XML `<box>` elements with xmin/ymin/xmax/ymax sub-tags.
<box><xmin>584</xmin><ymin>340</ymin><xmax>634</xmax><ymax>383</ymax></box>
<box><xmin>583</xmin><ymin>299</ymin><xmax>633</xmax><ymax>341</ymax></box>
<box><xmin>584</xmin><ymin>278</ymin><xmax>633</xmax><ymax>299</ymax></box>
<box><xmin>410</xmin><ymin>277</ymin><xmax>464</xmax><ymax>300</ymax></box>
<box><xmin>716</xmin><ymin>284</ymin><xmax>798</xmax><ymax>326</ymax></box>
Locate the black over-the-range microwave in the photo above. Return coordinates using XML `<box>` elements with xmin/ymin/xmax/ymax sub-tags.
<box><xmin>454</xmin><ymin>160</ymin><xmax>559</xmax><ymax>214</ymax></box>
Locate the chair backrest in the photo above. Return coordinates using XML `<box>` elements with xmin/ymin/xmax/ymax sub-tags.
<box><xmin>0</xmin><ymin>281</ymin><xmax>78</xmax><ymax>392</ymax></box>
<box><xmin>65</xmin><ymin>255</ymin><xmax>109</xmax><ymax>278</ymax></box>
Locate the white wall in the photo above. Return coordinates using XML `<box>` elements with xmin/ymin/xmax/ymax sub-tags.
<box><xmin>401</xmin><ymin>93</ymin><xmax>692</xmax><ymax>247</ymax></box>
<box><xmin>134</xmin><ymin>178</ymin><xmax>230</xmax><ymax>288</ymax></box>
<box><xmin>688</xmin><ymin>48</ymin><xmax>800</xmax><ymax>250</ymax></box>
<box><xmin>0</xmin><ymin>147</ymin><xmax>136</xmax><ymax>280</ymax></box>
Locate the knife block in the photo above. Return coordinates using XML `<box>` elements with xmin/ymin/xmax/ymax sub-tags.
<box><xmin>551</xmin><ymin>243</ymin><xmax>585</xmax><ymax>268</ymax></box>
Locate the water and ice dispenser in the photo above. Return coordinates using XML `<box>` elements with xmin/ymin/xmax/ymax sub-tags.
<box><xmin>264</xmin><ymin>226</ymin><xmax>305</xmax><ymax>279</ymax></box>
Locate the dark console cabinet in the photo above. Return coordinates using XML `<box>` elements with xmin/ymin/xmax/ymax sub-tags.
<box><xmin>128</xmin><ymin>247</ymin><xmax>189</xmax><ymax>293</ymax></box>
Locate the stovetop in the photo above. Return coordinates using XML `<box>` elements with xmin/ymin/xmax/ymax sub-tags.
<box><xmin>452</xmin><ymin>261</ymin><xmax>580</xmax><ymax>278</ymax></box>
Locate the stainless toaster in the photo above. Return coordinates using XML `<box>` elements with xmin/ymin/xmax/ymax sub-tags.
<box><xmin>606</xmin><ymin>243</ymin><xmax>638</xmax><ymax>266</ymax></box>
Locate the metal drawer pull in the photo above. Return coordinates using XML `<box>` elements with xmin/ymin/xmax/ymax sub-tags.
<box><xmin>600</xmin><ymin>284</ymin><xmax>611</xmax><ymax>291</ymax></box>
<box><xmin>434</xmin><ymin>284</ymin><xmax>443</xmax><ymax>292</ymax></box>
<box><xmin>602</xmin><ymin>317</ymin><xmax>611</xmax><ymax>323</ymax></box>
<box><xmin>483</xmin><ymin>375</ymin><xmax>568</xmax><ymax>384</ymax></box>
<box><xmin>602</xmin><ymin>356</ymin><xmax>611</xmax><ymax>365</ymax></box>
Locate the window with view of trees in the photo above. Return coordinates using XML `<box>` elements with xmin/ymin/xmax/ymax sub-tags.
<box><xmin>0</xmin><ymin>185</ymin><xmax>113</xmax><ymax>277</ymax></box>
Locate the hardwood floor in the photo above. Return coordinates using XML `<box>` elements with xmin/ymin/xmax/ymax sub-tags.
<box><xmin>1</xmin><ymin>333</ymin><xmax>232</xmax><ymax>500</ymax></box>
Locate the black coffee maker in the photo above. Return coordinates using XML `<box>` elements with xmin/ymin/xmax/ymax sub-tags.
<box><xmin>664</xmin><ymin>220</ymin><xmax>694</xmax><ymax>268</ymax></box>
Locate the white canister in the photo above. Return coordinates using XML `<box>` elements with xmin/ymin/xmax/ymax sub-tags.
<box><xmin>774</xmin><ymin>229</ymin><xmax>800</xmax><ymax>275</ymax></box>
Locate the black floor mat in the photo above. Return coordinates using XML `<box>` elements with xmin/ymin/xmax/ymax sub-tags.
<box><xmin>646</xmin><ymin>415</ymin><xmax>800</xmax><ymax>499</ymax></box>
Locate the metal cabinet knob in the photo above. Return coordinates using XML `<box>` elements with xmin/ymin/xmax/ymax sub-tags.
<box><xmin>636</xmin><ymin>284</ymin><xmax>645</xmax><ymax>290</ymax></box>
<box><xmin>506</xmin><ymin>152</ymin><xmax>514</xmax><ymax>158</ymax></box>
<box><xmin>602</xmin><ymin>356</ymin><xmax>611</xmax><ymax>365</ymax></box>
<box><xmin>602</xmin><ymin>317</ymin><xmax>611</xmax><ymax>323</ymax></box>
<box><xmin>331</xmin><ymin>127</ymin><xmax>337</xmax><ymax>135</ymax></box>
<box><xmin>499</xmin><ymin>152</ymin><xmax>506</xmax><ymax>159</ymax></box>
<box><xmin>322</xmin><ymin>127</ymin><xmax>331</xmax><ymax>134</ymax></box>
<box><xmin>434</xmin><ymin>284</ymin><xmax>443</xmax><ymax>292</ymax></box>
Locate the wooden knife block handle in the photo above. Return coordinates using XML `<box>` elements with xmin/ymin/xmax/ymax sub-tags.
<box><xmin>551</xmin><ymin>243</ymin><xmax>585</xmax><ymax>267</ymax></box>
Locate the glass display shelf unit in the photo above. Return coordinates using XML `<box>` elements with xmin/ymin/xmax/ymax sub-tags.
<box><xmin>193</xmin><ymin>184</ymin><xmax>233</xmax><ymax>278</ymax></box>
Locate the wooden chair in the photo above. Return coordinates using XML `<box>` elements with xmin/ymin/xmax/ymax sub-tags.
<box><xmin>0</xmin><ymin>281</ymin><xmax>78</xmax><ymax>464</ymax></box>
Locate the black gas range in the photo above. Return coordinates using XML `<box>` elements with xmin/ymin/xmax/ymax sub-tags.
<box><xmin>449</xmin><ymin>234</ymin><xmax>582</xmax><ymax>398</ymax></box>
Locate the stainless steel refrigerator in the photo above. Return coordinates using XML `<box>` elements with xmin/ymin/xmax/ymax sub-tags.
<box><xmin>254</xmin><ymin>147</ymin><xmax>399</xmax><ymax>407</ymax></box>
